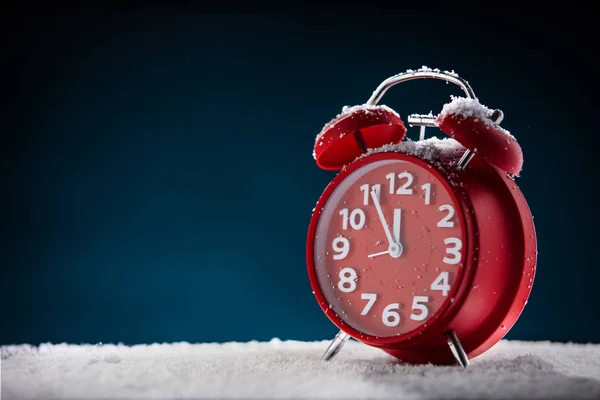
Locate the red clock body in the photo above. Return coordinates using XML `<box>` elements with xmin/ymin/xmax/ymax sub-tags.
<box><xmin>306</xmin><ymin>150</ymin><xmax>537</xmax><ymax>364</ymax></box>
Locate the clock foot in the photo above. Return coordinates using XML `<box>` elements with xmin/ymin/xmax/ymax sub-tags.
<box><xmin>444</xmin><ymin>330</ymin><xmax>469</xmax><ymax>368</ymax></box>
<box><xmin>456</xmin><ymin>150</ymin><xmax>475</xmax><ymax>170</ymax></box>
<box><xmin>322</xmin><ymin>330</ymin><xmax>350</xmax><ymax>361</ymax></box>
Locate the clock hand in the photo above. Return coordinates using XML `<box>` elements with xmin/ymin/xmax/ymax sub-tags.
<box><xmin>393</xmin><ymin>209</ymin><xmax>404</xmax><ymax>257</ymax></box>
<box><xmin>393</xmin><ymin>208</ymin><xmax>401</xmax><ymax>243</ymax></box>
<box><xmin>370</xmin><ymin>189</ymin><xmax>402</xmax><ymax>258</ymax></box>
<box><xmin>368</xmin><ymin>250</ymin><xmax>390</xmax><ymax>258</ymax></box>
<box><xmin>370</xmin><ymin>189</ymin><xmax>394</xmax><ymax>244</ymax></box>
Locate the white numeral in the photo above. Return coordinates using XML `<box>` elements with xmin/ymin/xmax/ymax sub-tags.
<box><xmin>443</xmin><ymin>237</ymin><xmax>462</xmax><ymax>264</ymax></box>
<box><xmin>410</xmin><ymin>296</ymin><xmax>429</xmax><ymax>321</ymax></box>
<box><xmin>437</xmin><ymin>204</ymin><xmax>455</xmax><ymax>227</ymax></box>
<box><xmin>338</xmin><ymin>267</ymin><xmax>357</xmax><ymax>293</ymax></box>
<box><xmin>431</xmin><ymin>272</ymin><xmax>451</xmax><ymax>296</ymax></box>
<box><xmin>332</xmin><ymin>236</ymin><xmax>350</xmax><ymax>260</ymax></box>
<box><xmin>421</xmin><ymin>183</ymin><xmax>431</xmax><ymax>205</ymax></box>
<box><xmin>386</xmin><ymin>172</ymin><xmax>414</xmax><ymax>194</ymax></box>
<box><xmin>360</xmin><ymin>293</ymin><xmax>377</xmax><ymax>315</ymax></box>
<box><xmin>385</xmin><ymin>173</ymin><xmax>394</xmax><ymax>194</ymax></box>
<box><xmin>360</xmin><ymin>184</ymin><xmax>381</xmax><ymax>206</ymax></box>
<box><xmin>382</xmin><ymin>303</ymin><xmax>401</xmax><ymax>327</ymax></box>
<box><xmin>339</xmin><ymin>208</ymin><xmax>366</xmax><ymax>230</ymax></box>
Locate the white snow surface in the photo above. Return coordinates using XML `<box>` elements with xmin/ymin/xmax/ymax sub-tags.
<box><xmin>396</xmin><ymin>65</ymin><xmax>458</xmax><ymax>78</ymax></box>
<box><xmin>439</xmin><ymin>96</ymin><xmax>496</xmax><ymax>126</ymax></box>
<box><xmin>2</xmin><ymin>339</ymin><xmax>600</xmax><ymax>399</ymax></box>
<box><xmin>355</xmin><ymin>137</ymin><xmax>465</xmax><ymax>166</ymax></box>
<box><xmin>338</xmin><ymin>104</ymin><xmax>401</xmax><ymax>119</ymax></box>
<box><xmin>439</xmin><ymin>96</ymin><xmax>516</xmax><ymax>140</ymax></box>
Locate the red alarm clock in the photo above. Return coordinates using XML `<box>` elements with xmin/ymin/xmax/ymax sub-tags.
<box><xmin>306</xmin><ymin>67</ymin><xmax>537</xmax><ymax>367</ymax></box>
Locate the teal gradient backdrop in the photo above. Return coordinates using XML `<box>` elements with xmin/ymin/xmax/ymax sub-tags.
<box><xmin>1</xmin><ymin>10</ymin><xmax>597</xmax><ymax>345</ymax></box>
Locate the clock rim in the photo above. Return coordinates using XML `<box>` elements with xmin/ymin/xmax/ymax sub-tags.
<box><xmin>306</xmin><ymin>151</ymin><xmax>476</xmax><ymax>346</ymax></box>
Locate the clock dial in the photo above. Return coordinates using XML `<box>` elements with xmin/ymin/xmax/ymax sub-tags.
<box><xmin>313</xmin><ymin>158</ymin><xmax>464</xmax><ymax>338</ymax></box>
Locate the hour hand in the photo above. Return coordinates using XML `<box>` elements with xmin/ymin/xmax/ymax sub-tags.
<box><xmin>393</xmin><ymin>208</ymin><xmax>402</xmax><ymax>247</ymax></box>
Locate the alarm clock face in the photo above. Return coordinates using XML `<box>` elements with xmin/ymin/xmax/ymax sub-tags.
<box><xmin>311</xmin><ymin>155</ymin><xmax>466</xmax><ymax>339</ymax></box>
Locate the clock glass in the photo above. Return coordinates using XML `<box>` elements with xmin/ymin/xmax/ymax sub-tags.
<box><xmin>313</xmin><ymin>157</ymin><xmax>465</xmax><ymax>338</ymax></box>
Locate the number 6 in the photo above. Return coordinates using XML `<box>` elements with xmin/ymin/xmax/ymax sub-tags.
<box><xmin>382</xmin><ymin>303</ymin><xmax>400</xmax><ymax>327</ymax></box>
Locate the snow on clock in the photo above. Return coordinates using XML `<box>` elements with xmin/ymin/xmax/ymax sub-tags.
<box><xmin>306</xmin><ymin>67</ymin><xmax>537</xmax><ymax>366</ymax></box>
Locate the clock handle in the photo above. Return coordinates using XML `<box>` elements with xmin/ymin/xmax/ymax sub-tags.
<box><xmin>366</xmin><ymin>69</ymin><xmax>477</xmax><ymax>106</ymax></box>
<box><xmin>367</xmin><ymin>68</ymin><xmax>503</xmax><ymax>171</ymax></box>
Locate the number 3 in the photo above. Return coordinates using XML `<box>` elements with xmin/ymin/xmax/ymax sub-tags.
<box><xmin>443</xmin><ymin>237</ymin><xmax>462</xmax><ymax>264</ymax></box>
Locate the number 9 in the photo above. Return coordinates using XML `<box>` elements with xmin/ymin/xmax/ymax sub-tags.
<box><xmin>332</xmin><ymin>237</ymin><xmax>350</xmax><ymax>260</ymax></box>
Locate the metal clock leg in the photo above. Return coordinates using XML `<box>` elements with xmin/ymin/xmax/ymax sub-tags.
<box><xmin>444</xmin><ymin>330</ymin><xmax>469</xmax><ymax>367</ymax></box>
<box><xmin>322</xmin><ymin>330</ymin><xmax>350</xmax><ymax>361</ymax></box>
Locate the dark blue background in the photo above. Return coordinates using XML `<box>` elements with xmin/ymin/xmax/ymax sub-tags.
<box><xmin>1</xmin><ymin>10</ymin><xmax>597</xmax><ymax>345</ymax></box>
